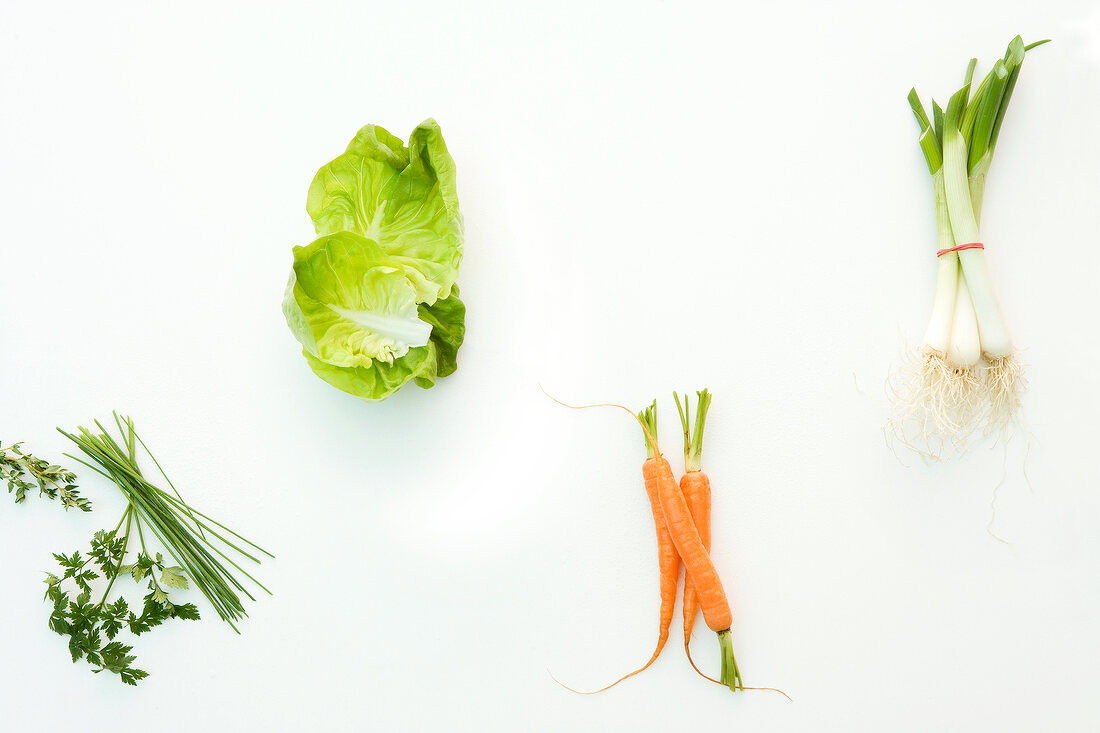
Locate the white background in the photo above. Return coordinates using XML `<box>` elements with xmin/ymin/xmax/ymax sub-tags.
<box><xmin>2</xmin><ymin>1</ymin><xmax>1100</xmax><ymax>730</ymax></box>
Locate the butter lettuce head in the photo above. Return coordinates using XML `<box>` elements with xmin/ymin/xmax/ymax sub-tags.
<box><xmin>283</xmin><ymin>120</ymin><xmax>465</xmax><ymax>401</ymax></box>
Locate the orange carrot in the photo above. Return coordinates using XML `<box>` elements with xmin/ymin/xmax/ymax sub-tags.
<box><xmin>674</xmin><ymin>390</ymin><xmax>714</xmax><ymax>667</ymax></box>
<box><xmin>680</xmin><ymin>472</ymin><xmax>711</xmax><ymax>634</ymax></box>
<box><xmin>652</xmin><ymin>427</ymin><xmax>741</xmax><ymax>690</ymax></box>
<box><xmin>638</xmin><ymin>402</ymin><xmax>681</xmax><ymax>671</ymax></box>
<box><xmin>674</xmin><ymin>391</ymin><xmax>788</xmax><ymax>698</ymax></box>
<box><xmin>550</xmin><ymin>400</ymin><xmax>681</xmax><ymax>694</ymax></box>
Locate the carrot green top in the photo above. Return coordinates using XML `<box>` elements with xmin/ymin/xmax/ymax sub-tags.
<box><xmin>674</xmin><ymin>389</ymin><xmax>712</xmax><ymax>473</ymax></box>
<box><xmin>638</xmin><ymin>400</ymin><xmax>659</xmax><ymax>460</ymax></box>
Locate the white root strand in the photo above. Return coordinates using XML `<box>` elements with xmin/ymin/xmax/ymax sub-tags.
<box><xmin>887</xmin><ymin>348</ymin><xmax>1026</xmax><ymax>461</ymax></box>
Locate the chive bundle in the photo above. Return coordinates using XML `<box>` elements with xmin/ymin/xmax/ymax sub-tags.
<box><xmin>59</xmin><ymin>414</ymin><xmax>273</xmax><ymax>630</ymax></box>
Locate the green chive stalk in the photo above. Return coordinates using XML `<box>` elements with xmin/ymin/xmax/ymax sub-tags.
<box><xmin>890</xmin><ymin>36</ymin><xmax>1047</xmax><ymax>458</ymax></box>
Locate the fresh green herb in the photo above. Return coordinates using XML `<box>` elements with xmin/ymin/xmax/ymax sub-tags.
<box><xmin>283</xmin><ymin>119</ymin><xmax>466</xmax><ymax>402</ymax></box>
<box><xmin>889</xmin><ymin>36</ymin><xmax>1048</xmax><ymax>459</ymax></box>
<box><xmin>1</xmin><ymin>442</ymin><xmax>90</xmax><ymax>511</ymax></box>
<box><xmin>44</xmin><ymin>530</ymin><xmax>200</xmax><ymax>685</ymax></box>
<box><xmin>48</xmin><ymin>413</ymin><xmax>273</xmax><ymax>683</ymax></box>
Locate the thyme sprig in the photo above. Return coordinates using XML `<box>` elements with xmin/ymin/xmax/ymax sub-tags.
<box><xmin>1</xmin><ymin>442</ymin><xmax>90</xmax><ymax>511</ymax></box>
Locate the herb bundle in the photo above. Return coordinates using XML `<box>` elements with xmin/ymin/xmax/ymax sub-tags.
<box><xmin>1</xmin><ymin>442</ymin><xmax>90</xmax><ymax>511</ymax></box>
<box><xmin>44</xmin><ymin>414</ymin><xmax>273</xmax><ymax>684</ymax></box>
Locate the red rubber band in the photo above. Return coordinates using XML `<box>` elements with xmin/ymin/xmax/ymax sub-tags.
<box><xmin>936</xmin><ymin>242</ymin><xmax>984</xmax><ymax>257</ymax></box>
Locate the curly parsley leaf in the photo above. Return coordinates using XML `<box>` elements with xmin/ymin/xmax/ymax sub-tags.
<box><xmin>44</xmin><ymin>531</ymin><xmax>198</xmax><ymax>685</ymax></box>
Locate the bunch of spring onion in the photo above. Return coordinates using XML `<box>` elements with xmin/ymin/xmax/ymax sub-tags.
<box><xmin>889</xmin><ymin>35</ymin><xmax>1048</xmax><ymax>458</ymax></box>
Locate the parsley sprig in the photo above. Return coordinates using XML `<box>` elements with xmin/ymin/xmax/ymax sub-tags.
<box><xmin>1</xmin><ymin>443</ymin><xmax>90</xmax><ymax>511</ymax></box>
<box><xmin>44</xmin><ymin>530</ymin><xmax>200</xmax><ymax>685</ymax></box>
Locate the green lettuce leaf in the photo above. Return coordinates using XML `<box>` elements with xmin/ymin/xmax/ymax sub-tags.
<box><xmin>300</xmin><ymin>288</ymin><xmax>466</xmax><ymax>401</ymax></box>
<box><xmin>306</xmin><ymin>119</ymin><xmax>462</xmax><ymax>305</ymax></box>
<box><xmin>416</xmin><ymin>286</ymin><xmax>466</xmax><ymax>381</ymax></box>
<box><xmin>284</xmin><ymin>120</ymin><xmax>466</xmax><ymax>402</ymax></box>
<box><xmin>283</xmin><ymin>231</ymin><xmax>431</xmax><ymax>368</ymax></box>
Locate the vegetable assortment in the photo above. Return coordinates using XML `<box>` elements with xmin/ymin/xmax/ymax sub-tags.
<box><xmin>283</xmin><ymin>120</ymin><xmax>466</xmax><ymax>402</ymax></box>
<box><xmin>0</xmin><ymin>29</ymin><xmax>1062</xmax><ymax>700</ymax></box>
<box><xmin>890</xmin><ymin>36</ymin><xmax>1047</xmax><ymax>458</ymax></box>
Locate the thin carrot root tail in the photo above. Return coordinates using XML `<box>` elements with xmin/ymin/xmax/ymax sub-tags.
<box><xmin>686</xmin><ymin>638</ymin><xmax>792</xmax><ymax>695</ymax></box>
<box><xmin>540</xmin><ymin>387</ymin><xmax>664</xmax><ymax>459</ymax></box>
<box><xmin>984</xmin><ymin>353</ymin><xmax>1025</xmax><ymax>438</ymax></box>
<box><xmin>684</xmin><ymin>637</ymin><xmax>723</xmax><ymax>685</ymax></box>
<box><xmin>550</xmin><ymin>643</ymin><xmax>664</xmax><ymax>695</ymax></box>
<box><xmin>886</xmin><ymin>348</ymin><xmax>983</xmax><ymax>460</ymax></box>
<box><xmin>717</xmin><ymin>629</ymin><xmax>743</xmax><ymax>692</ymax></box>
<box><xmin>743</xmin><ymin>685</ymin><xmax>794</xmax><ymax>701</ymax></box>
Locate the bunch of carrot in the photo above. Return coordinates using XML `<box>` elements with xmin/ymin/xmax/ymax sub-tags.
<box><xmin>639</xmin><ymin>390</ymin><xmax>741</xmax><ymax>691</ymax></box>
<box><xmin>559</xmin><ymin>389</ymin><xmax>746</xmax><ymax>693</ymax></box>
